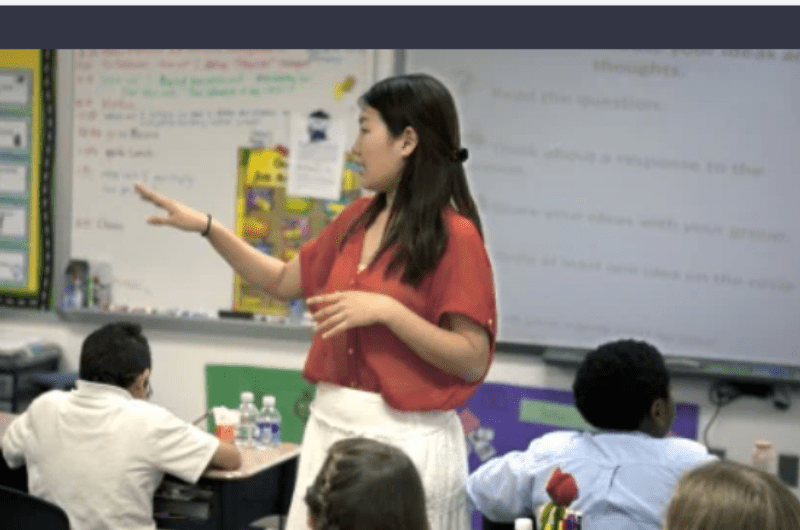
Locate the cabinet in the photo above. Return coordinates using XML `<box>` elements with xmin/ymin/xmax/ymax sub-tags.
<box><xmin>0</xmin><ymin>344</ymin><xmax>62</xmax><ymax>412</ymax></box>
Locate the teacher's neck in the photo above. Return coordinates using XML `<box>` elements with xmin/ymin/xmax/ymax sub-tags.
<box><xmin>385</xmin><ymin>188</ymin><xmax>396</xmax><ymax>212</ymax></box>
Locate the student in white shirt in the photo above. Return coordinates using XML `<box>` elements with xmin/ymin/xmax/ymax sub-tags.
<box><xmin>1</xmin><ymin>321</ymin><xmax>241</xmax><ymax>530</ymax></box>
<box><xmin>466</xmin><ymin>339</ymin><xmax>716</xmax><ymax>530</ymax></box>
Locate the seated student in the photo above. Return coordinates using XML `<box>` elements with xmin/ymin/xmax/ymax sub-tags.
<box><xmin>665</xmin><ymin>460</ymin><xmax>800</xmax><ymax>530</ymax></box>
<box><xmin>1</xmin><ymin>321</ymin><xmax>241</xmax><ymax>530</ymax></box>
<box><xmin>466</xmin><ymin>339</ymin><xmax>716</xmax><ymax>530</ymax></box>
<box><xmin>304</xmin><ymin>437</ymin><xmax>430</xmax><ymax>530</ymax></box>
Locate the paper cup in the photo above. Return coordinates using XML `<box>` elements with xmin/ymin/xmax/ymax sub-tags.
<box><xmin>215</xmin><ymin>423</ymin><xmax>236</xmax><ymax>442</ymax></box>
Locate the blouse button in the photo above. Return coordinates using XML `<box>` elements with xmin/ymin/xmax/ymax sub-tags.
<box><xmin>350</xmin><ymin>381</ymin><xmax>357</xmax><ymax>388</ymax></box>
<box><xmin>488</xmin><ymin>318</ymin><xmax>493</xmax><ymax>326</ymax></box>
<box><xmin>347</xmin><ymin>348</ymin><xmax>354</xmax><ymax>355</ymax></box>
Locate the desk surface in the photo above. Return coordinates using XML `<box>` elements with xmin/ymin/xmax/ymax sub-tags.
<box><xmin>205</xmin><ymin>443</ymin><xmax>300</xmax><ymax>480</ymax></box>
<box><xmin>0</xmin><ymin>411</ymin><xmax>300</xmax><ymax>480</ymax></box>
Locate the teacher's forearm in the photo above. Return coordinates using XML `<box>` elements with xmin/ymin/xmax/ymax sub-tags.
<box><xmin>382</xmin><ymin>305</ymin><xmax>489</xmax><ymax>382</ymax></box>
<box><xmin>205</xmin><ymin>218</ymin><xmax>291</xmax><ymax>300</ymax></box>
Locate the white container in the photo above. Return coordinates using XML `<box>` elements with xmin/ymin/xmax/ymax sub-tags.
<box><xmin>752</xmin><ymin>440</ymin><xmax>777</xmax><ymax>474</ymax></box>
<box><xmin>514</xmin><ymin>519</ymin><xmax>534</xmax><ymax>530</ymax></box>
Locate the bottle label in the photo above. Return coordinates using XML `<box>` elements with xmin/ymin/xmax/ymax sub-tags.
<box><xmin>271</xmin><ymin>422</ymin><xmax>281</xmax><ymax>444</ymax></box>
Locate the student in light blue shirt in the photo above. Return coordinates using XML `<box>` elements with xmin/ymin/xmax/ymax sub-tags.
<box><xmin>466</xmin><ymin>339</ymin><xmax>716</xmax><ymax>530</ymax></box>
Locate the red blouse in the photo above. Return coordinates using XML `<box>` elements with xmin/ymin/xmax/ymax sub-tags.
<box><xmin>299</xmin><ymin>197</ymin><xmax>497</xmax><ymax>411</ymax></box>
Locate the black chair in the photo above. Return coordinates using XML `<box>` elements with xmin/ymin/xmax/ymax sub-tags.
<box><xmin>0</xmin><ymin>483</ymin><xmax>71</xmax><ymax>529</ymax></box>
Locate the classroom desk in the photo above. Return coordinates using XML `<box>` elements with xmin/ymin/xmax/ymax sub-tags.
<box><xmin>0</xmin><ymin>412</ymin><xmax>301</xmax><ymax>530</ymax></box>
<box><xmin>156</xmin><ymin>443</ymin><xmax>301</xmax><ymax>530</ymax></box>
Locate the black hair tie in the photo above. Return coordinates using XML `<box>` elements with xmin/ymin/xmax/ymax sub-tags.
<box><xmin>452</xmin><ymin>147</ymin><xmax>469</xmax><ymax>163</ymax></box>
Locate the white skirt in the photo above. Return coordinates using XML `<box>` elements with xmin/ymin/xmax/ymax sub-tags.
<box><xmin>284</xmin><ymin>382</ymin><xmax>471</xmax><ymax>530</ymax></box>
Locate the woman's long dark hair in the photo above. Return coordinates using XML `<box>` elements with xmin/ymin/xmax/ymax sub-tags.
<box><xmin>305</xmin><ymin>437</ymin><xmax>430</xmax><ymax>530</ymax></box>
<box><xmin>343</xmin><ymin>74</ymin><xmax>483</xmax><ymax>287</ymax></box>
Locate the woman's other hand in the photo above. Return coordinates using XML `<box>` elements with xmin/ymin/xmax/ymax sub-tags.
<box><xmin>307</xmin><ymin>291</ymin><xmax>399</xmax><ymax>339</ymax></box>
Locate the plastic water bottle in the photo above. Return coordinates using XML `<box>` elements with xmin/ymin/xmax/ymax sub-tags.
<box><xmin>236</xmin><ymin>391</ymin><xmax>258</xmax><ymax>447</ymax></box>
<box><xmin>257</xmin><ymin>395</ymin><xmax>282</xmax><ymax>448</ymax></box>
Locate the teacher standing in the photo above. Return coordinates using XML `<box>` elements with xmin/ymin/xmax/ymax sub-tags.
<box><xmin>135</xmin><ymin>73</ymin><xmax>496</xmax><ymax>530</ymax></box>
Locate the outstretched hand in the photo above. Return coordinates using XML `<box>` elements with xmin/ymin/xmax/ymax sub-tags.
<box><xmin>134</xmin><ymin>183</ymin><xmax>207</xmax><ymax>233</ymax></box>
<box><xmin>307</xmin><ymin>290</ymin><xmax>399</xmax><ymax>339</ymax></box>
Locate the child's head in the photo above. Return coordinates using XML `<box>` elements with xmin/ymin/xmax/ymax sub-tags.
<box><xmin>572</xmin><ymin>339</ymin><xmax>672</xmax><ymax>436</ymax></box>
<box><xmin>79</xmin><ymin>322</ymin><xmax>152</xmax><ymax>398</ymax></box>
<box><xmin>305</xmin><ymin>437</ymin><xmax>430</xmax><ymax>530</ymax></box>
<box><xmin>665</xmin><ymin>460</ymin><xmax>800</xmax><ymax>530</ymax></box>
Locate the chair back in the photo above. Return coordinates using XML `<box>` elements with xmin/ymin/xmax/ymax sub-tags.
<box><xmin>0</xmin><ymin>484</ymin><xmax>70</xmax><ymax>529</ymax></box>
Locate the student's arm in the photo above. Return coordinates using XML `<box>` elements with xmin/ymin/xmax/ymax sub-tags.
<box><xmin>147</xmin><ymin>407</ymin><xmax>241</xmax><ymax>484</ymax></box>
<box><xmin>466</xmin><ymin>447</ymin><xmax>539</xmax><ymax>522</ymax></box>
<box><xmin>208</xmin><ymin>440</ymin><xmax>241</xmax><ymax>471</ymax></box>
<box><xmin>134</xmin><ymin>183</ymin><xmax>302</xmax><ymax>301</ymax></box>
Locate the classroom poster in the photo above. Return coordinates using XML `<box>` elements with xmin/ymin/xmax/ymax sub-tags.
<box><xmin>286</xmin><ymin>110</ymin><xmax>348</xmax><ymax>201</ymax></box>
<box><xmin>0</xmin><ymin>49</ymin><xmax>55</xmax><ymax>309</ymax></box>
<box><xmin>233</xmin><ymin>146</ymin><xmax>361</xmax><ymax>317</ymax></box>
<box><xmin>458</xmin><ymin>381</ymin><xmax>700</xmax><ymax>530</ymax></box>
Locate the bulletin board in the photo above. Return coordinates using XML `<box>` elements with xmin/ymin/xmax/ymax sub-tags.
<box><xmin>0</xmin><ymin>49</ymin><xmax>55</xmax><ymax>309</ymax></box>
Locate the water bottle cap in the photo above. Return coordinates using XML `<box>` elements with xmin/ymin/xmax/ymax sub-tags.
<box><xmin>240</xmin><ymin>391</ymin><xmax>254</xmax><ymax>402</ymax></box>
<box><xmin>514</xmin><ymin>518</ymin><xmax>534</xmax><ymax>530</ymax></box>
<box><xmin>262</xmin><ymin>395</ymin><xmax>276</xmax><ymax>406</ymax></box>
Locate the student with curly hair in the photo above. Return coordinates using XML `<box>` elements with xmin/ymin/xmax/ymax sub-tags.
<box><xmin>467</xmin><ymin>339</ymin><xmax>716</xmax><ymax>529</ymax></box>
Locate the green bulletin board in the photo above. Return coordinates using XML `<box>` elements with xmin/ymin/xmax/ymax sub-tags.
<box><xmin>205</xmin><ymin>364</ymin><xmax>315</xmax><ymax>444</ymax></box>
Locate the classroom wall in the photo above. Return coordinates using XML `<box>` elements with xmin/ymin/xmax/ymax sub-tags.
<box><xmin>3</xmin><ymin>309</ymin><xmax>800</xmax><ymax>495</ymax></box>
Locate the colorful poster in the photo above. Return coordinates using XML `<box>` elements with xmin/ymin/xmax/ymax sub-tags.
<box><xmin>0</xmin><ymin>49</ymin><xmax>55</xmax><ymax>309</ymax></box>
<box><xmin>233</xmin><ymin>146</ymin><xmax>361</xmax><ymax>317</ymax></box>
<box><xmin>458</xmin><ymin>381</ymin><xmax>700</xmax><ymax>529</ymax></box>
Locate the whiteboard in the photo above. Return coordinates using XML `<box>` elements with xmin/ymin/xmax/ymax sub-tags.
<box><xmin>69</xmin><ymin>49</ymin><xmax>375</xmax><ymax>312</ymax></box>
<box><xmin>406</xmin><ymin>49</ymin><xmax>800</xmax><ymax>367</ymax></box>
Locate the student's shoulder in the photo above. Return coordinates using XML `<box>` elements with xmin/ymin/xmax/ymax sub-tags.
<box><xmin>123</xmin><ymin>399</ymin><xmax>185</xmax><ymax>427</ymax></box>
<box><xmin>527</xmin><ymin>430</ymin><xmax>585</xmax><ymax>456</ymax></box>
<box><xmin>25</xmin><ymin>389</ymin><xmax>69</xmax><ymax>413</ymax></box>
<box><xmin>658</xmin><ymin>436</ymin><xmax>715</xmax><ymax>465</ymax></box>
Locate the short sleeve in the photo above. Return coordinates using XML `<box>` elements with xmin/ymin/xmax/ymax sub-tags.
<box><xmin>1</xmin><ymin>412</ymin><xmax>31</xmax><ymax>469</ymax></box>
<box><xmin>430</xmin><ymin>214</ymin><xmax>497</xmax><ymax>345</ymax></box>
<box><xmin>466</xmin><ymin>442</ymin><xmax>544</xmax><ymax>520</ymax></box>
<box><xmin>300</xmin><ymin>198</ymin><xmax>371</xmax><ymax>298</ymax></box>
<box><xmin>145</xmin><ymin>407</ymin><xmax>220</xmax><ymax>484</ymax></box>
